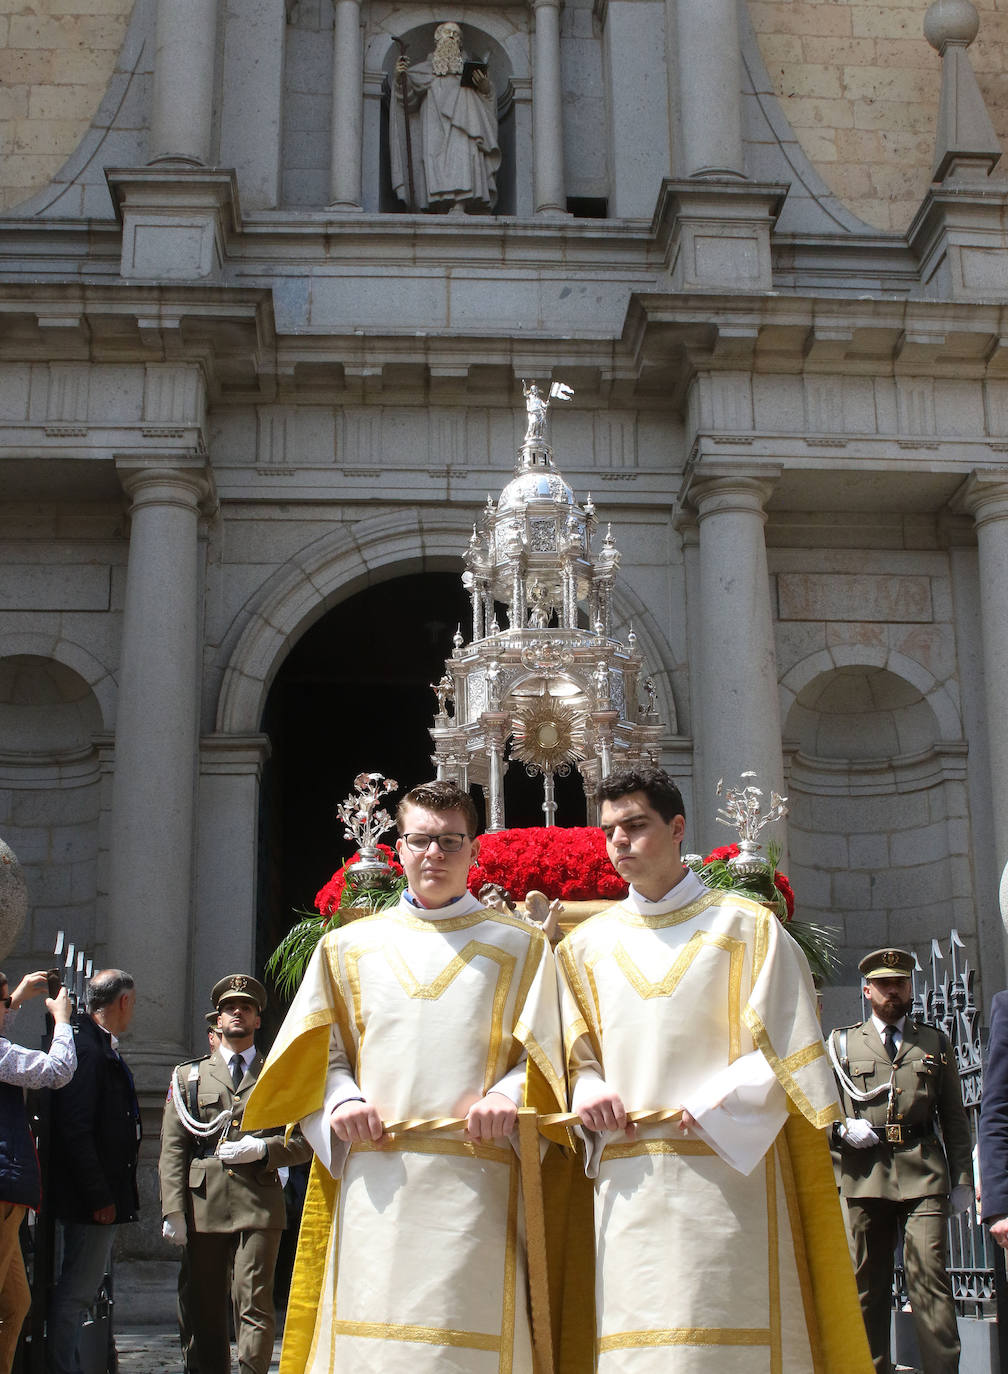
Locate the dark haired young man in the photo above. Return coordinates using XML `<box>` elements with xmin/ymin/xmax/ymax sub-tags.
<box><xmin>557</xmin><ymin>767</ymin><xmax>870</xmax><ymax>1373</ymax></box>
<box><xmin>244</xmin><ymin>780</ymin><xmax>564</xmax><ymax>1374</ymax></box>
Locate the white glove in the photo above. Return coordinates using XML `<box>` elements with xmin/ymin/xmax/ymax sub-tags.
<box><xmin>162</xmin><ymin>1212</ymin><xmax>186</xmax><ymax>1245</ymax></box>
<box><xmin>950</xmin><ymin>1184</ymin><xmax>973</xmax><ymax>1215</ymax></box>
<box><xmin>841</xmin><ymin>1118</ymin><xmax>880</xmax><ymax>1149</ymax></box>
<box><xmin>218</xmin><ymin>1135</ymin><xmax>268</xmax><ymax>1165</ymax></box>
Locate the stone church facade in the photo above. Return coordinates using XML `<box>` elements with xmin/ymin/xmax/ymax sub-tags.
<box><xmin>2</xmin><ymin>0</ymin><xmax>1008</xmax><ymax>1123</ymax></box>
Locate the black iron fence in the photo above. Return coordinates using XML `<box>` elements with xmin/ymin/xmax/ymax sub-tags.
<box><xmin>891</xmin><ymin>930</ymin><xmax>995</xmax><ymax>1320</ymax></box>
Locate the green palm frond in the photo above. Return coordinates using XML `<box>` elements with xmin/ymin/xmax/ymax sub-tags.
<box><xmin>266</xmin><ymin>911</ymin><xmax>335</xmax><ymax>1000</ymax></box>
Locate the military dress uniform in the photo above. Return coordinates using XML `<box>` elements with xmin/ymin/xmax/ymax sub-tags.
<box><xmin>831</xmin><ymin>950</ymin><xmax>972</xmax><ymax>1374</ymax></box>
<box><xmin>159</xmin><ymin>976</ymin><xmax>312</xmax><ymax>1374</ymax></box>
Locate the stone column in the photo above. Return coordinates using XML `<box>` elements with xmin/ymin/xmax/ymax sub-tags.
<box><xmin>691</xmin><ymin>474</ymin><xmax>785</xmax><ymax>850</ymax></box>
<box><xmin>108</xmin><ymin>461</ymin><xmax>212</xmax><ymax>1092</ymax></box>
<box><xmin>675</xmin><ymin>0</ymin><xmax>744</xmax><ymax>178</ymax></box>
<box><xmin>531</xmin><ymin>0</ymin><xmax>567</xmax><ymax>214</ymax></box>
<box><xmin>963</xmin><ymin>475</ymin><xmax>1008</xmax><ymax>951</ymax></box>
<box><xmin>149</xmin><ymin>0</ymin><xmax>219</xmax><ymax>164</ymax></box>
<box><xmin>193</xmin><ymin>734</ymin><xmax>270</xmax><ymax>1046</ymax></box>
<box><xmin>328</xmin><ymin>0</ymin><xmax>363</xmax><ymax>209</ymax></box>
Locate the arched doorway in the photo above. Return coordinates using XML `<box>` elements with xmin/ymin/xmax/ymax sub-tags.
<box><xmin>255</xmin><ymin>571</ymin><xmax>588</xmax><ymax>993</ymax></box>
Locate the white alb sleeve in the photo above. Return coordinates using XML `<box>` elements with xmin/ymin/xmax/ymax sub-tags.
<box><xmin>682</xmin><ymin>1050</ymin><xmax>788</xmax><ymax>1176</ymax></box>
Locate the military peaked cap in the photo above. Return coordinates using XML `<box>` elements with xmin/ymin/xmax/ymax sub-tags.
<box><xmin>211</xmin><ymin>973</ymin><xmax>267</xmax><ymax>1011</ymax></box>
<box><xmin>859</xmin><ymin>948</ymin><xmax>913</xmax><ymax>980</ymax></box>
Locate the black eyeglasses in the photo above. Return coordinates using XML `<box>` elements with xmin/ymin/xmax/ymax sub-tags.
<box><xmin>401</xmin><ymin>832</ymin><xmax>470</xmax><ymax>854</ymax></box>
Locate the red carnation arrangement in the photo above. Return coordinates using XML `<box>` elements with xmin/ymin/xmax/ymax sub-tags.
<box><xmin>468</xmin><ymin>826</ymin><xmax>628</xmax><ymax>902</ymax></box>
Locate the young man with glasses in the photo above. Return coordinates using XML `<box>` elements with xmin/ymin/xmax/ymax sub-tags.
<box><xmin>244</xmin><ymin>780</ymin><xmax>564</xmax><ymax>1374</ymax></box>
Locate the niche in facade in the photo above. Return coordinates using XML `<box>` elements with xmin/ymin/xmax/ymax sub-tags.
<box><xmin>377</xmin><ymin>25</ymin><xmax>515</xmax><ymax>216</ymax></box>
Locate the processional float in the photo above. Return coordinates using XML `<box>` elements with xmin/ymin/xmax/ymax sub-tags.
<box><xmin>426</xmin><ymin>379</ymin><xmax>667</xmax><ymax>830</ymax></box>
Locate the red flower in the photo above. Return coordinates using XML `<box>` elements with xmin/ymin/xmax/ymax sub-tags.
<box><xmin>467</xmin><ymin>827</ymin><xmax>628</xmax><ymax>902</ymax></box>
<box><xmin>773</xmin><ymin>870</ymin><xmax>795</xmax><ymax>920</ymax></box>
<box><xmin>703</xmin><ymin>843</ymin><xmax>740</xmax><ymax>863</ymax></box>
<box><xmin>314</xmin><ymin>843</ymin><xmax>404</xmax><ymax>916</ymax></box>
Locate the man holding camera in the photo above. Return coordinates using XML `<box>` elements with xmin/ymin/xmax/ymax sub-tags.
<box><xmin>47</xmin><ymin>969</ymin><xmax>139</xmax><ymax>1374</ymax></box>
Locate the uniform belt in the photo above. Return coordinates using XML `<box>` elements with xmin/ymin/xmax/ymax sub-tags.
<box><xmin>876</xmin><ymin>1121</ymin><xmax>935</xmax><ymax>1147</ymax></box>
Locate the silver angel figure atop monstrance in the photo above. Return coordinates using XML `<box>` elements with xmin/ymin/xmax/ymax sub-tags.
<box><xmin>522</xmin><ymin>379</ymin><xmax>573</xmax><ymax>445</ymax></box>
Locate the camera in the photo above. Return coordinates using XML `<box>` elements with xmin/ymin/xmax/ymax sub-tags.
<box><xmin>46</xmin><ymin>968</ymin><xmax>62</xmax><ymax>999</ymax></box>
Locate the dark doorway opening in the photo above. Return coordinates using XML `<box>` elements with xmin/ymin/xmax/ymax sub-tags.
<box><xmin>255</xmin><ymin>570</ymin><xmax>589</xmax><ymax>1022</ymax></box>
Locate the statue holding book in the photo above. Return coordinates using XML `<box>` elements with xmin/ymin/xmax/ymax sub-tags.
<box><xmin>391</xmin><ymin>22</ymin><xmax>501</xmax><ymax>213</ymax></box>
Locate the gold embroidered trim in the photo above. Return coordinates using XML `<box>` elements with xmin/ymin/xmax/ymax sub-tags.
<box><xmin>598</xmin><ymin>1327</ymin><xmax>771</xmax><ymax>1351</ymax></box>
<box><xmin>499</xmin><ymin>1143</ymin><xmax>519</xmax><ymax>1374</ymax></box>
<box><xmin>350</xmin><ymin>1137</ymin><xmax>514</xmax><ymax>1164</ymax></box>
<box><xmin>610</xmin><ymin>891</ymin><xmax>725</xmax><ymax>929</ymax></box>
<box><xmin>752</xmin><ymin>904</ymin><xmax>771</xmax><ymax>985</ymax></box>
<box><xmin>594</xmin><ymin>932</ymin><xmax>745</xmax><ymax>1064</ymax></box>
<box><xmin>766</xmin><ymin>1150</ymin><xmax>781</xmax><ymax>1374</ymax></box>
<box><xmin>343</xmin><ymin>938</ymin><xmax>515</xmax><ymax>1093</ymax></box>
<box><xmin>320</xmin><ymin>945</ymin><xmax>358</xmax><ymax>1075</ymax></box>
<box><xmin>557</xmin><ymin>940</ymin><xmax>603</xmax><ymax>1065</ymax></box>
<box><xmin>331</xmin><ymin>1320</ymin><xmax>500</xmax><ymax>1351</ymax></box>
<box><xmin>775</xmin><ymin>1137</ymin><xmax>825</xmax><ymax>1374</ymax></box>
<box><xmin>513</xmin><ymin>1022</ymin><xmax>566</xmax><ymax>1112</ymax></box>
<box><xmin>507</xmin><ymin>940</ymin><xmax>543</xmax><ymax>1074</ymax></box>
<box><xmin>326</xmin><ymin>1176</ymin><xmax>344</xmax><ymax>1370</ymax></box>
<box><xmin>783</xmin><ymin>1042</ymin><xmax>827</xmax><ymax>1073</ymax></box>
<box><xmin>601</xmin><ymin>1138</ymin><xmax>714</xmax><ymax>1161</ymax></box>
<box><xmin>744</xmin><ymin>1007</ymin><xmax>836</xmax><ymax>1129</ymax></box>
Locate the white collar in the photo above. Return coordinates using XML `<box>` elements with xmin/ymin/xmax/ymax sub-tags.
<box><xmin>624</xmin><ymin>867</ymin><xmax>707</xmax><ymax>915</ymax></box>
<box><xmin>871</xmin><ymin>1013</ymin><xmax>906</xmax><ymax>1041</ymax></box>
<box><xmin>399</xmin><ymin>890</ymin><xmax>485</xmax><ymax>920</ymax></box>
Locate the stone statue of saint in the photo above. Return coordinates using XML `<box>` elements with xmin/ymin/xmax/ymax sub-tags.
<box><xmin>391</xmin><ymin>22</ymin><xmax>501</xmax><ymax>213</ymax></box>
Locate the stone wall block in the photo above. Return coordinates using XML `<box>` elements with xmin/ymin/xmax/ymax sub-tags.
<box><xmin>832</xmin><ymin>869</ymin><xmax>873</xmax><ymax>909</ymax></box>
<box><xmin>871</xmin><ymin>859</ymin><xmax>953</xmax><ymax>909</ymax></box>
<box><xmin>848</xmin><ymin>832</ymin><xmax>890</xmax><ymax>868</ymax></box>
<box><xmin>889</xmin><ymin>819</ymin><xmax>954</xmax><ymax>868</ymax></box>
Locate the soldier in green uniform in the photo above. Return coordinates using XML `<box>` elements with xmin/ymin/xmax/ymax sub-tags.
<box><xmin>159</xmin><ymin>975</ymin><xmax>312</xmax><ymax>1374</ymax></box>
<box><xmin>829</xmin><ymin>948</ymin><xmax>973</xmax><ymax>1374</ymax></box>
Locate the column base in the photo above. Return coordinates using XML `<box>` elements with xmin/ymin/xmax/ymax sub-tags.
<box><xmin>908</xmin><ymin>182</ymin><xmax>1008</xmax><ymax>302</ymax></box>
<box><xmin>653</xmin><ymin>178</ymin><xmax>787</xmax><ymax>293</ymax></box>
<box><xmin>106</xmin><ymin>166</ymin><xmax>241</xmax><ymax>281</ymax></box>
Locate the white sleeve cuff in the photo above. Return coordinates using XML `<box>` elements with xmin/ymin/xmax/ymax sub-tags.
<box><xmin>682</xmin><ymin>1051</ymin><xmax>788</xmax><ymax>1176</ymax></box>
<box><xmin>570</xmin><ymin>1068</ymin><xmax>610</xmax><ymax>1179</ymax></box>
<box><xmin>299</xmin><ymin>1066</ymin><xmax>362</xmax><ymax>1179</ymax></box>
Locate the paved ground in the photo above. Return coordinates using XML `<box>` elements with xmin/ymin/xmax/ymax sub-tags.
<box><xmin>110</xmin><ymin>1326</ymin><xmax>918</xmax><ymax>1374</ymax></box>
<box><xmin>115</xmin><ymin>1327</ymin><xmax>281</xmax><ymax>1372</ymax></box>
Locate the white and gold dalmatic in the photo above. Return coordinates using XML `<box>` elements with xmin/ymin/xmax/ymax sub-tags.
<box><xmin>556</xmin><ymin>869</ymin><xmax>872</xmax><ymax>1374</ymax></box>
<box><xmin>243</xmin><ymin>892</ymin><xmax>565</xmax><ymax>1374</ymax></box>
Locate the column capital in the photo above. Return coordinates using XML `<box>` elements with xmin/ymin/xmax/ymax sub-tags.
<box><xmin>200</xmin><ymin>733</ymin><xmax>272</xmax><ymax>777</ymax></box>
<box><xmin>958</xmin><ymin>469</ymin><xmax>1008</xmax><ymax>527</ymax></box>
<box><xmin>531</xmin><ymin>0</ymin><xmax>562</xmax><ymax>10</ymax></box>
<box><xmin>115</xmin><ymin>457</ymin><xmax>217</xmax><ymax>515</ymax></box>
<box><xmin>688</xmin><ymin>469</ymin><xmax>780</xmax><ymax>523</ymax></box>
